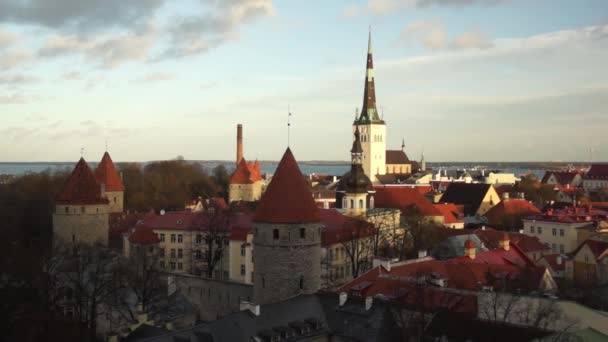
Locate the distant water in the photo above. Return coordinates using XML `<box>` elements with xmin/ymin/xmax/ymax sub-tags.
<box><xmin>0</xmin><ymin>161</ymin><xmax>547</xmax><ymax>179</ymax></box>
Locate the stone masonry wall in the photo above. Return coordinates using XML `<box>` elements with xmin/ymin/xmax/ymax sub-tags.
<box><xmin>53</xmin><ymin>204</ymin><xmax>109</xmax><ymax>247</ymax></box>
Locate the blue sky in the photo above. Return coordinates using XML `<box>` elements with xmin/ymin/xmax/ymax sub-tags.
<box><xmin>0</xmin><ymin>0</ymin><xmax>607</xmax><ymax>162</ymax></box>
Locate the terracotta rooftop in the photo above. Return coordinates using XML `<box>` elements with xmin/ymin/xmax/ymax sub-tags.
<box><xmin>436</xmin><ymin>227</ymin><xmax>549</xmax><ymax>253</ymax></box>
<box><xmin>94</xmin><ymin>152</ymin><xmax>125</xmax><ymax>191</ymax></box>
<box><xmin>129</xmin><ymin>226</ymin><xmax>160</xmax><ymax>245</ymax></box>
<box><xmin>373</xmin><ymin>185</ymin><xmax>442</xmax><ymax>217</ymax></box>
<box><xmin>484</xmin><ymin>199</ymin><xmax>540</xmax><ymax>226</ymax></box>
<box><xmin>254</xmin><ymin>148</ymin><xmax>320</xmax><ymax>223</ymax></box>
<box><xmin>433</xmin><ymin>203</ymin><xmax>463</xmax><ymax>225</ymax></box>
<box><xmin>439</xmin><ymin>183</ymin><xmax>493</xmax><ymax>216</ymax></box>
<box><xmin>56</xmin><ymin>158</ymin><xmax>108</xmax><ymax>205</ymax></box>
<box><xmin>585</xmin><ymin>164</ymin><xmax>608</xmax><ymax>179</ymax></box>
<box><xmin>229</xmin><ymin>158</ymin><xmax>262</xmax><ymax>185</ymax></box>
<box><xmin>318</xmin><ymin>209</ymin><xmax>375</xmax><ymax>246</ymax></box>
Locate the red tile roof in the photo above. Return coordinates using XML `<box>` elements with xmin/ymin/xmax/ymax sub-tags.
<box><xmin>129</xmin><ymin>226</ymin><xmax>160</xmax><ymax>245</ymax></box>
<box><xmin>254</xmin><ymin>148</ymin><xmax>320</xmax><ymax>223</ymax></box>
<box><xmin>539</xmin><ymin>254</ymin><xmax>565</xmax><ymax>272</ymax></box>
<box><xmin>585</xmin><ymin>164</ymin><xmax>608</xmax><ymax>179</ymax></box>
<box><xmin>436</xmin><ymin>227</ymin><xmax>549</xmax><ymax>254</ymax></box>
<box><xmin>318</xmin><ymin>209</ymin><xmax>375</xmax><ymax>246</ymax></box>
<box><xmin>373</xmin><ymin>186</ymin><xmax>442</xmax><ymax>216</ymax></box>
<box><xmin>94</xmin><ymin>152</ymin><xmax>125</xmax><ymax>191</ymax></box>
<box><xmin>56</xmin><ymin>158</ymin><xmax>108</xmax><ymax>205</ymax></box>
<box><xmin>572</xmin><ymin>239</ymin><xmax>608</xmax><ymax>260</ymax></box>
<box><xmin>385</xmin><ymin>150</ymin><xmax>410</xmax><ymax>164</ymax></box>
<box><xmin>524</xmin><ymin>206</ymin><xmax>608</xmax><ymax>224</ymax></box>
<box><xmin>484</xmin><ymin>199</ymin><xmax>540</xmax><ymax>225</ymax></box>
<box><xmin>229</xmin><ymin>158</ymin><xmax>262</xmax><ymax>184</ymax></box>
<box><xmin>433</xmin><ymin>203</ymin><xmax>463</xmax><ymax>224</ymax></box>
<box><xmin>230</xmin><ymin>226</ymin><xmax>251</xmax><ymax>241</ymax></box>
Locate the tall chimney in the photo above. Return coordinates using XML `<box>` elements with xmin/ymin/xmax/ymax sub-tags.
<box><xmin>236</xmin><ymin>124</ymin><xmax>243</xmax><ymax>165</ymax></box>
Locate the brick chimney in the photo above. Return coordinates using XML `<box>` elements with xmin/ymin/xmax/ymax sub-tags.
<box><xmin>464</xmin><ymin>238</ymin><xmax>476</xmax><ymax>259</ymax></box>
<box><xmin>499</xmin><ymin>233</ymin><xmax>510</xmax><ymax>251</ymax></box>
<box><xmin>236</xmin><ymin>124</ymin><xmax>243</xmax><ymax>166</ymax></box>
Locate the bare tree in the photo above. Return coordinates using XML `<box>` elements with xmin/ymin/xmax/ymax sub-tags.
<box><xmin>199</xmin><ymin>205</ymin><xmax>230</xmax><ymax>279</ymax></box>
<box><xmin>341</xmin><ymin>218</ymin><xmax>375</xmax><ymax>279</ymax></box>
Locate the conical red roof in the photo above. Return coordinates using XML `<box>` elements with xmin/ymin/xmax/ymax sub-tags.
<box><xmin>230</xmin><ymin>158</ymin><xmax>254</xmax><ymax>184</ymax></box>
<box><xmin>95</xmin><ymin>152</ymin><xmax>125</xmax><ymax>191</ymax></box>
<box><xmin>254</xmin><ymin>148</ymin><xmax>319</xmax><ymax>223</ymax></box>
<box><xmin>56</xmin><ymin>158</ymin><xmax>109</xmax><ymax>205</ymax></box>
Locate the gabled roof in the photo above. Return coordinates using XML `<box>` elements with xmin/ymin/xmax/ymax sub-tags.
<box><xmin>541</xmin><ymin>171</ymin><xmax>582</xmax><ymax>185</ymax></box>
<box><xmin>433</xmin><ymin>203</ymin><xmax>463</xmax><ymax>225</ymax></box>
<box><xmin>56</xmin><ymin>158</ymin><xmax>108</xmax><ymax>205</ymax></box>
<box><xmin>572</xmin><ymin>239</ymin><xmax>608</xmax><ymax>260</ymax></box>
<box><xmin>436</xmin><ymin>227</ymin><xmax>549</xmax><ymax>254</ymax></box>
<box><xmin>254</xmin><ymin>148</ymin><xmax>320</xmax><ymax>223</ymax></box>
<box><xmin>484</xmin><ymin>199</ymin><xmax>540</xmax><ymax>225</ymax></box>
<box><xmin>385</xmin><ymin>150</ymin><xmax>410</xmax><ymax>164</ymax></box>
<box><xmin>539</xmin><ymin>254</ymin><xmax>565</xmax><ymax>272</ymax></box>
<box><xmin>373</xmin><ymin>186</ymin><xmax>442</xmax><ymax>216</ymax></box>
<box><xmin>585</xmin><ymin>164</ymin><xmax>608</xmax><ymax>179</ymax></box>
<box><xmin>94</xmin><ymin>152</ymin><xmax>125</xmax><ymax>191</ymax></box>
<box><xmin>439</xmin><ymin>183</ymin><xmax>493</xmax><ymax>216</ymax></box>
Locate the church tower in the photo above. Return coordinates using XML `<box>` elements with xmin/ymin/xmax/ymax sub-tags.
<box><xmin>336</xmin><ymin>127</ymin><xmax>375</xmax><ymax>216</ymax></box>
<box><xmin>252</xmin><ymin>148</ymin><xmax>321</xmax><ymax>305</ymax></box>
<box><xmin>94</xmin><ymin>151</ymin><xmax>125</xmax><ymax>213</ymax></box>
<box><xmin>354</xmin><ymin>28</ymin><xmax>386</xmax><ymax>183</ymax></box>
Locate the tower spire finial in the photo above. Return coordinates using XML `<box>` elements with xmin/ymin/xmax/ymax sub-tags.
<box><xmin>287</xmin><ymin>104</ymin><xmax>292</xmax><ymax>148</ymax></box>
<box><xmin>402</xmin><ymin>138</ymin><xmax>405</xmax><ymax>151</ymax></box>
<box><xmin>368</xmin><ymin>25</ymin><xmax>372</xmax><ymax>54</ymax></box>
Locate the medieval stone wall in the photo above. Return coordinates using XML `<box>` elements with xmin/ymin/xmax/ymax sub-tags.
<box><xmin>53</xmin><ymin>204</ymin><xmax>109</xmax><ymax>247</ymax></box>
<box><xmin>253</xmin><ymin>222</ymin><xmax>322</xmax><ymax>305</ymax></box>
<box><xmin>105</xmin><ymin>190</ymin><xmax>124</xmax><ymax>213</ymax></box>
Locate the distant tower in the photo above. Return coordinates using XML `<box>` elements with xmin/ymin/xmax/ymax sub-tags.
<box><xmin>236</xmin><ymin>124</ymin><xmax>243</xmax><ymax>166</ymax></box>
<box><xmin>421</xmin><ymin>151</ymin><xmax>426</xmax><ymax>172</ymax></box>
<box><xmin>253</xmin><ymin>148</ymin><xmax>321</xmax><ymax>305</ymax></box>
<box><xmin>95</xmin><ymin>151</ymin><xmax>125</xmax><ymax>213</ymax></box>
<box><xmin>336</xmin><ymin>127</ymin><xmax>375</xmax><ymax>216</ymax></box>
<box><xmin>53</xmin><ymin>158</ymin><xmax>110</xmax><ymax>248</ymax></box>
<box><xmin>354</xmin><ymin>27</ymin><xmax>386</xmax><ymax>183</ymax></box>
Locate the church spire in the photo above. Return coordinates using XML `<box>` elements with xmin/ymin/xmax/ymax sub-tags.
<box><xmin>351</xmin><ymin>126</ymin><xmax>363</xmax><ymax>164</ymax></box>
<box><xmin>357</xmin><ymin>26</ymin><xmax>382</xmax><ymax>124</ymax></box>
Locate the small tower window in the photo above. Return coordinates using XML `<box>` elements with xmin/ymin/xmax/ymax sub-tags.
<box><xmin>65</xmin><ymin>206</ymin><xmax>69</xmax><ymax>213</ymax></box>
<box><xmin>81</xmin><ymin>206</ymin><xmax>85</xmax><ymax>213</ymax></box>
<box><xmin>273</xmin><ymin>229</ymin><xmax>279</xmax><ymax>240</ymax></box>
<box><xmin>299</xmin><ymin>275</ymin><xmax>304</xmax><ymax>290</ymax></box>
<box><xmin>300</xmin><ymin>228</ymin><xmax>306</xmax><ymax>239</ymax></box>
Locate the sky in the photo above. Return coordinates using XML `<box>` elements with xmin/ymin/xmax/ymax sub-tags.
<box><xmin>0</xmin><ymin>0</ymin><xmax>607</xmax><ymax>163</ymax></box>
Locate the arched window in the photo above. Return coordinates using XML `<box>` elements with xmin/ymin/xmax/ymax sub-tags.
<box><xmin>359</xmin><ymin>199</ymin><xmax>364</xmax><ymax>209</ymax></box>
<box><xmin>370</xmin><ymin>196</ymin><xmax>375</xmax><ymax>209</ymax></box>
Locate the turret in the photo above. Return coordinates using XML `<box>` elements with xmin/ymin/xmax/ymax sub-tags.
<box><xmin>95</xmin><ymin>151</ymin><xmax>125</xmax><ymax>213</ymax></box>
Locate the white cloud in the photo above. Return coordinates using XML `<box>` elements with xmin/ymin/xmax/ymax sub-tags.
<box><xmin>451</xmin><ymin>29</ymin><xmax>493</xmax><ymax>49</ymax></box>
<box><xmin>0</xmin><ymin>29</ymin><xmax>18</xmax><ymax>48</ymax></box>
<box><xmin>132</xmin><ymin>72</ymin><xmax>175</xmax><ymax>83</ymax></box>
<box><xmin>0</xmin><ymin>49</ymin><xmax>32</xmax><ymax>68</ymax></box>
<box><xmin>0</xmin><ymin>73</ymin><xmax>39</xmax><ymax>85</ymax></box>
<box><xmin>347</xmin><ymin>0</ymin><xmax>507</xmax><ymax>16</ymax></box>
<box><xmin>400</xmin><ymin>20</ymin><xmax>491</xmax><ymax>51</ymax></box>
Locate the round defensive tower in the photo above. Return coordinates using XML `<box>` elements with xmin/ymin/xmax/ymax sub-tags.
<box><xmin>252</xmin><ymin>148</ymin><xmax>322</xmax><ymax>305</ymax></box>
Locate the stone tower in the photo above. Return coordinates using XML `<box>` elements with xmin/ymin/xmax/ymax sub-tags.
<box><xmin>253</xmin><ymin>148</ymin><xmax>321</xmax><ymax>305</ymax></box>
<box><xmin>94</xmin><ymin>151</ymin><xmax>125</xmax><ymax>213</ymax></box>
<box><xmin>53</xmin><ymin>158</ymin><xmax>110</xmax><ymax>248</ymax></box>
<box><xmin>354</xmin><ymin>28</ymin><xmax>386</xmax><ymax>183</ymax></box>
<box><xmin>336</xmin><ymin>127</ymin><xmax>375</xmax><ymax>216</ymax></box>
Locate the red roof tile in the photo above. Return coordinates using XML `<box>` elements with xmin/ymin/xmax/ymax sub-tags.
<box><xmin>129</xmin><ymin>226</ymin><xmax>160</xmax><ymax>245</ymax></box>
<box><xmin>254</xmin><ymin>148</ymin><xmax>320</xmax><ymax>223</ymax></box>
<box><xmin>385</xmin><ymin>150</ymin><xmax>410</xmax><ymax>164</ymax></box>
<box><xmin>56</xmin><ymin>158</ymin><xmax>108</xmax><ymax>205</ymax></box>
<box><xmin>94</xmin><ymin>152</ymin><xmax>125</xmax><ymax>191</ymax></box>
<box><xmin>318</xmin><ymin>209</ymin><xmax>375</xmax><ymax>246</ymax></box>
<box><xmin>572</xmin><ymin>239</ymin><xmax>608</xmax><ymax>259</ymax></box>
<box><xmin>230</xmin><ymin>226</ymin><xmax>251</xmax><ymax>241</ymax></box>
<box><xmin>433</xmin><ymin>203</ymin><xmax>463</xmax><ymax>224</ymax></box>
<box><xmin>585</xmin><ymin>164</ymin><xmax>608</xmax><ymax>179</ymax></box>
<box><xmin>229</xmin><ymin>158</ymin><xmax>262</xmax><ymax>185</ymax></box>
<box><xmin>484</xmin><ymin>199</ymin><xmax>540</xmax><ymax>225</ymax></box>
<box><xmin>539</xmin><ymin>254</ymin><xmax>565</xmax><ymax>272</ymax></box>
<box><xmin>373</xmin><ymin>186</ymin><xmax>442</xmax><ymax>216</ymax></box>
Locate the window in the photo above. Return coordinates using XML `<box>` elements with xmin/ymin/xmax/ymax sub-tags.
<box><xmin>350</xmin><ymin>199</ymin><xmax>354</xmax><ymax>208</ymax></box>
<box><xmin>329</xmin><ymin>249</ymin><xmax>333</xmax><ymax>261</ymax></box>
<box><xmin>72</xmin><ymin>234</ymin><xmax>75</xmax><ymax>243</ymax></box>
<box><xmin>177</xmin><ymin>262</ymin><xmax>183</xmax><ymax>270</ymax></box>
<box><xmin>370</xmin><ymin>196</ymin><xmax>374</xmax><ymax>209</ymax></box>
<box><xmin>224</xmin><ymin>271</ymin><xmax>228</xmax><ymax>279</ymax></box>
<box><xmin>251</xmin><ymin>272</ymin><xmax>254</xmax><ymax>283</ymax></box>
<box><xmin>241</xmin><ymin>265</ymin><xmax>246</xmax><ymax>275</ymax></box>
<box><xmin>160</xmin><ymin>233</ymin><xmax>165</xmax><ymax>242</ymax></box>
<box><xmin>171</xmin><ymin>234</ymin><xmax>176</xmax><ymax>243</ymax></box>
<box><xmin>342</xmin><ymin>198</ymin><xmax>347</xmax><ymax>208</ymax></box>
<box><xmin>552</xmin><ymin>228</ymin><xmax>557</xmax><ymax>236</ymax></box>
<box><xmin>530</xmin><ymin>226</ymin><xmax>535</xmax><ymax>234</ymax></box>
<box><xmin>195</xmin><ymin>250</ymin><xmax>202</xmax><ymax>259</ymax></box>
<box><xmin>177</xmin><ymin>234</ymin><xmax>183</xmax><ymax>243</ymax></box>
<box><xmin>65</xmin><ymin>206</ymin><xmax>69</xmax><ymax>213</ymax></box>
<box><xmin>81</xmin><ymin>206</ymin><xmax>85</xmax><ymax>213</ymax></box>
<box><xmin>538</xmin><ymin>227</ymin><xmax>543</xmax><ymax>234</ymax></box>
<box><xmin>559</xmin><ymin>244</ymin><xmax>564</xmax><ymax>253</ymax></box>
<box><xmin>299</xmin><ymin>276</ymin><xmax>304</xmax><ymax>290</ymax></box>
<box><xmin>300</xmin><ymin>228</ymin><xmax>306</xmax><ymax>239</ymax></box>
<box><xmin>560</xmin><ymin>229</ymin><xmax>564</xmax><ymax>237</ymax></box>
<box><xmin>585</xmin><ymin>255</ymin><xmax>589</xmax><ymax>263</ymax></box>
<box><xmin>170</xmin><ymin>249</ymin><xmax>176</xmax><ymax>258</ymax></box>
<box><xmin>159</xmin><ymin>248</ymin><xmax>165</xmax><ymax>257</ymax></box>
<box><xmin>170</xmin><ymin>262</ymin><xmax>176</xmax><ymax>270</ymax></box>
<box><xmin>273</xmin><ymin>229</ymin><xmax>279</xmax><ymax>240</ymax></box>
<box><xmin>113</xmin><ymin>197</ymin><xmax>117</xmax><ymax>203</ymax></box>
<box><xmin>196</xmin><ymin>234</ymin><xmax>202</xmax><ymax>244</ymax></box>
<box><xmin>262</xmin><ymin>277</ymin><xmax>266</xmax><ymax>288</ymax></box>
<box><xmin>178</xmin><ymin>249</ymin><xmax>183</xmax><ymax>258</ymax></box>
<box><xmin>160</xmin><ymin>261</ymin><xmax>165</xmax><ymax>269</ymax></box>
<box><xmin>241</xmin><ymin>245</ymin><xmax>246</xmax><ymax>257</ymax></box>
<box><xmin>552</xmin><ymin>243</ymin><xmax>556</xmax><ymax>252</ymax></box>
<box><xmin>359</xmin><ymin>199</ymin><xmax>364</xmax><ymax>209</ymax></box>
<box><xmin>149</xmin><ymin>246</ymin><xmax>154</xmax><ymax>253</ymax></box>
<box><xmin>251</xmin><ymin>250</ymin><xmax>254</xmax><ymax>262</ymax></box>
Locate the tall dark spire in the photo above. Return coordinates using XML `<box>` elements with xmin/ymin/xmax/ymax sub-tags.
<box><xmin>351</xmin><ymin>126</ymin><xmax>363</xmax><ymax>164</ymax></box>
<box><xmin>357</xmin><ymin>27</ymin><xmax>382</xmax><ymax>124</ymax></box>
